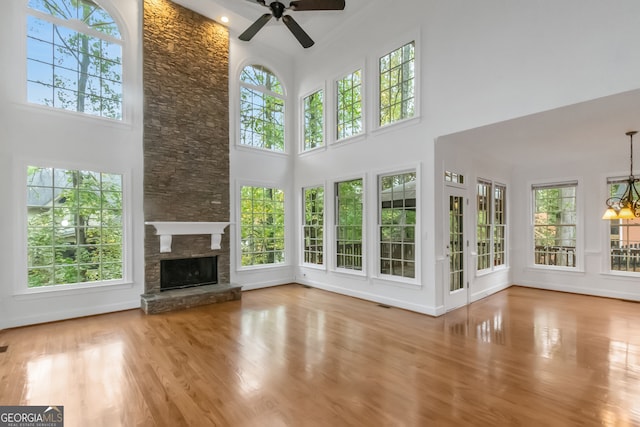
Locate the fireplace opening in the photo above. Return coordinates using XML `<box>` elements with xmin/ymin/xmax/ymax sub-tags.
<box><xmin>160</xmin><ymin>256</ymin><xmax>218</xmax><ymax>291</ymax></box>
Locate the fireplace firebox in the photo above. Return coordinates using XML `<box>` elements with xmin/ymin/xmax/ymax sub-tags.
<box><xmin>160</xmin><ymin>256</ymin><xmax>218</xmax><ymax>291</ymax></box>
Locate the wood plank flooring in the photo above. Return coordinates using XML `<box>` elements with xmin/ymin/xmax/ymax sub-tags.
<box><xmin>1</xmin><ymin>285</ymin><xmax>640</xmax><ymax>426</ymax></box>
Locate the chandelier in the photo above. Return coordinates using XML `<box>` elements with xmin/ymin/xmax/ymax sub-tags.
<box><xmin>602</xmin><ymin>131</ymin><xmax>640</xmax><ymax>220</ymax></box>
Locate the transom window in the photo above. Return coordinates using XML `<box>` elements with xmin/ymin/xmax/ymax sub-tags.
<box><xmin>379</xmin><ymin>41</ymin><xmax>415</xmax><ymax>127</ymax></box>
<box><xmin>607</xmin><ymin>179</ymin><xmax>640</xmax><ymax>273</ymax></box>
<box><xmin>336</xmin><ymin>70</ymin><xmax>362</xmax><ymax>141</ymax></box>
<box><xmin>303</xmin><ymin>186</ymin><xmax>324</xmax><ymax>265</ymax></box>
<box><xmin>336</xmin><ymin>178</ymin><xmax>363</xmax><ymax>271</ymax></box>
<box><xmin>239</xmin><ymin>65</ymin><xmax>285</xmax><ymax>152</ymax></box>
<box><xmin>240</xmin><ymin>185</ymin><xmax>285</xmax><ymax>266</ymax></box>
<box><xmin>379</xmin><ymin>171</ymin><xmax>416</xmax><ymax>279</ymax></box>
<box><xmin>303</xmin><ymin>89</ymin><xmax>324</xmax><ymax>151</ymax></box>
<box><xmin>533</xmin><ymin>182</ymin><xmax>576</xmax><ymax>267</ymax></box>
<box><xmin>27</xmin><ymin>0</ymin><xmax>123</xmax><ymax>119</ymax></box>
<box><xmin>27</xmin><ymin>166</ymin><xmax>123</xmax><ymax>287</ymax></box>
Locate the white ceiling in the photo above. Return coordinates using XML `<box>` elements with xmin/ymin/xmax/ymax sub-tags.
<box><xmin>171</xmin><ymin>0</ymin><xmax>371</xmax><ymax>54</ymax></box>
<box><xmin>437</xmin><ymin>89</ymin><xmax>640</xmax><ymax>168</ymax></box>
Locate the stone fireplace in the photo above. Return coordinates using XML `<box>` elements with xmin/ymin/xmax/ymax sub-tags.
<box><xmin>141</xmin><ymin>0</ymin><xmax>240</xmax><ymax>313</ymax></box>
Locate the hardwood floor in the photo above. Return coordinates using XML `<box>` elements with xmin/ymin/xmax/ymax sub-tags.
<box><xmin>1</xmin><ymin>285</ymin><xmax>640</xmax><ymax>426</ymax></box>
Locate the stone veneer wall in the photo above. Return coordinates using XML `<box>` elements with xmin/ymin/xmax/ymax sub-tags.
<box><xmin>143</xmin><ymin>0</ymin><xmax>230</xmax><ymax>294</ymax></box>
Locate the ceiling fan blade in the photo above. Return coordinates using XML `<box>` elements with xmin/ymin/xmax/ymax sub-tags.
<box><xmin>239</xmin><ymin>14</ymin><xmax>273</xmax><ymax>41</ymax></box>
<box><xmin>282</xmin><ymin>15</ymin><xmax>314</xmax><ymax>48</ymax></box>
<box><xmin>289</xmin><ymin>0</ymin><xmax>345</xmax><ymax>11</ymax></box>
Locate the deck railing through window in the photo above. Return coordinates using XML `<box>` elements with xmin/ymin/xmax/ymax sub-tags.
<box><xmin>611</xmin><ymin>245</ymin><xmax>640</xmax><ymax>272</ymax></box>
<box><xmin>534</xmin><ymin>245</ymin><xmax>576</xmax><ymax>267</ymax></box>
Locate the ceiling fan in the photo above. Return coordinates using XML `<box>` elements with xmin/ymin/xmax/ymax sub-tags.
<box><xmin>239</xmin><ymin>0</ymin><xmax>346</xmax><ymax>48</ymax></box>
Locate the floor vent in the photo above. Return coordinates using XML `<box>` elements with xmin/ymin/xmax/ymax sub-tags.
<box><xmin>301</xmin><ymin>285</ymin><xmax>312</xmax><ymax>289</ymax></box>
<box><xmin>0</xmin><ymin>346</ymin><xmax>7</xmax><ymax>353</ymax></box>
<box><xmin>378</xmin><ymin>304</ymin><xmax>391</xmax><ymax>309</ymax></box>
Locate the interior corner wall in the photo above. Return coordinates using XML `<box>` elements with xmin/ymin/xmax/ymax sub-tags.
<box><xmin>1</xmin><ymin>0</ymin><xmax>145</xmax><ymax>328</ymax></box>
<box><xmin>142</xmin><ymin>0</ymin><xmax>230</xmax><ymax>291</ymax></box>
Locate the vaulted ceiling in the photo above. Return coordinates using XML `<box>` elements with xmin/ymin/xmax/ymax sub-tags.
<box><xmin>172</xmin><ymin>0</ymin><xmax>373</xmax><ymax>54</ymax></box>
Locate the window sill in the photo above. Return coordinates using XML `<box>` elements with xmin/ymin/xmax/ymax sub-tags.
<box><xmin>332</xmin><ymin>268</ymin><xmax>367</xmax><ymax>279</ymax></box>
<box><xmin>372</xmin><ymin>275</ymin><xmax>421</xmax><ymax>289</ymax></box>
<box><xmin>331</xmin><ymin>133</ymin><xmax>366</xmax><ymax>147</ymax></box>
<box><xmin>475</xmin><ymin>265</ymin><xmax>509</xmax><ymax>278</ymax></box>
<box><xmin>13</xmin><ymin>280</ymin><xmax>135</xmax><ymax>300</ymax></box>
<box><xmin>371</xmin><ymin>115</ymin><xmax>421</xmax><ymax>136</ymax></box>
<box><xmin>600</xmin><ymin>270</ymin><xmax>640</xmax><ymax>279</ymax></box>
<box><xmin>13</xmin><ymin>101</ymin><xmax>134</xmax><ymax>129</ymax></box>
<box><xmin>300</xmin><ymin>263</ymin><xmax>326</xmax><ymax>271</ymax></box>
<box><xmin>234</xmin><ymin>143</ymin><xmax>289</xmax><ymax>158</ymax></box>
<box><xmin>237</xmin><ymin>263</ymin><xmax>289</xmax><ymax>273</ymax></box>
<box><xmin>299</xmin><ymin>145</ymin><xmax>327</xmax><ymax>157</ymax></box>
<box><xmin>525</xmin><ymin>265</ymin><xmax>585</xmax><ymax>274</ymax></box>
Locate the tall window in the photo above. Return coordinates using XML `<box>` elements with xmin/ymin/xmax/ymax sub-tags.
<box><xmin>239</xmin><ymin>65</ymin><xmax>285</xmax><ymax>152</ymax></box>
<box><xmin>607</xmin><ymin>179</ymin><xmax>640</xmax><ymax>272</ymax></box>
<box><xmin>336</xmin><ymin>70</ymin><xmax>362</xmax><ymax>141</ymax></box>
<box><xmin>27</xmin><ymin>0</ymin><xmax>123</xmax><ymax>119</ymax></box>
<box><xmin>379</xmin><ymin>171</ymin><xmax>416</xmax><ymax>279</ymax></box>
<box><xmin>303</xmin><ymin>186</ymin><xmax>324</xmax><ymax>265</ymax></box>
<box><xmin>240</xmin><ymin>186</ymin><xmax>285</xmax><ymax>266</ymax></box>
<box><xmin>303</xmin><ymin>90</ymin><xmax>324</xmax><ymax>151</ymax></box>
<box><xmin>27</xmin><ymin>166</ymin><xmax>123</xmax><ymax>287</ymax></box>
<box><xmin>379</xmin><ymin>41</ymin><xmax>415</xmax><ymax>127</ymax></box>
<box><xmin>533</xmin><ymin>183</ymin><xmax>577</xmax><ymax>267</ymax></box>
<box><xmin>476</xmin><ymin>180</ymin><xmax>491</xmax><ymax>270</ymax></box>
<box><xmin>494</xmin><ymin>184</ymin><xmax>506</xmax><ymax>267</ymax></box>
<box><xmin>336</xmin><ymin>178</ymin><xmax>363</xmax><ymax>271</ymax></box>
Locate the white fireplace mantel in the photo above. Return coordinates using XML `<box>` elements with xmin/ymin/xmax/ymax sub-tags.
<box><xmin>145</xmin><ymin>221</ymin><xmax>230</xmax><ymax>253</ymax></box>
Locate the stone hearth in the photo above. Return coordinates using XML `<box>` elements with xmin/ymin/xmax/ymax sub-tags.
<box><xmin>141</xmin><ymin>284</ymin><xmax>240</xmax><ymax>314</ymax></box>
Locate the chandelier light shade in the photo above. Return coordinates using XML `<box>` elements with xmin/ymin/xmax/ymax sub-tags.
<box><xmin>603</xmin><ymin>131</ymin><xmax>640</xmax><ymax>220</ymax></box>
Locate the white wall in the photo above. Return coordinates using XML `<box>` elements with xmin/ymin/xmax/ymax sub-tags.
<box><xmin>0</xmin><ymin>0</ymin><xmax>144</xmax><ymax>328</ymax></box>
<box><xmin>270</xmin><ymin>0</ymin><xmax>640</xmax><ymax>313</ymax></box>
<box><xmin>5</xmin><ymin>0</ymin><xmax>640</xmax><ymax>328</ymax></box>
<box><xmin>228</xmin><ymin>40</ymin><xmax>297</xmax><ymax>290</ymax></box>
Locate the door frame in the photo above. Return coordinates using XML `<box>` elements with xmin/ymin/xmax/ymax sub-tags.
<box><xmin>444</xmin><ymin>186</ymin><xmax>469</xmax><ymax>312</ymax></box>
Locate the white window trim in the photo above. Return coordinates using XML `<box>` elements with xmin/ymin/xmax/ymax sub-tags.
<box><xmin>235</xmin><ymin>180</ymin><xmax>287</xmax><ymax>271</ymax></box>
<box><xmin>332</xmin><ymin>62</ymin><xmax>366</xmax><ymax>145</ymax></box>
<box><xmin>237</xmin><ymin>64</ymin><xmax>288</xmax><ymax>154</ymax></box>
<box><xmin>13</xmin><ymin>157</ymin><xmax>133</xmax><ymax>296</ymax></box>
<box><xmin>475</xmin><ymin>178</ymin><xmax>508</xmax><ymax>275</ymax></box>
<box><xmin>299</xmin><ymin>85</ymin><xmax>327</xmax><ymax>155</ymax></box>
<box><xmin>373</xmin><ymin>164</ymin><xmax>421</xmax><ymax>287</ymax></box>
<box><xmin>370</xmin><ymin>28</ymin><xmax>421</xmax><ymax>133</ymax></box>
<box><xmin>331</xmin><ymin>174</ymin><xmax>367</xmax><ymax>277</ymax></box>
<box><xmin>528</xmin><ymin>178</ymin><xmax>583</xmax><ymax>272</ymax></box>
<box><xmin>602</xmin><ymin>174</ymin><xmax>640</xmax><ymax>276</ymax></box>
<box><xmin>301</xmin><ymin>184</ymin><xmax>326</xmax><ymax>269</ymax></box>
<box><xmin>22</xmin><ymin>0</ymin><xmax>130</xmax><ymax>123</ymax></box>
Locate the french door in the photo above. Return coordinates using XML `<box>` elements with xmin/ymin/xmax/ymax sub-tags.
<box><xmin>445</xmin><ymin>188</ymin><xmax>468</xmax><ymax>311</ymax></box>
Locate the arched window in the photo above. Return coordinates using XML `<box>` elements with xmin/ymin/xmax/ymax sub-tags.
<box><xmin>239</xmin><ymin>64</ymin><xmax>285</xmax><ymax>152</ymax></box>
<box><xmin>26</xmin><ymin>0</ymin><xmax>123</xmax><ymax>120</ymax></box>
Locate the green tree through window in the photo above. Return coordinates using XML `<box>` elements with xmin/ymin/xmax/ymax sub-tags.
<box><xmin>303</xmin><ymin>186</ymin><xmax>324</xmax><ymax>264</ymax></box>
<box><xmin>336</xmin><ymin>178</ymin><xmax>363</xmax><ymax>270</ymax></box>
<box><xmin>303</xmin><ymin>90</ymin><xmax>324</xmax><ymax>151</ymax></box>
<box><xmin>379</xmin><ymin>41</ymin><xmax>415</xmax><ymax>126</ymax></box>
<box><xmin>27</xmin><ymin>0</ymin><xmax>123</xmax><ymax>119</ymax></box>
<box><xmin>27</xmin><ymin>166</ymin><xmax>123</xmax><ymax>287</ymax></box>
<box><xmin>239</xmin><ymin>65</ymin><xmax>285</xmax><ymax>151</ymax></box>
<box><xmin>240</xmin><ymin>186</ymin><xmax>285</xmax><ymax>266</ymax></box>
<box><xmin>336</xmin><ymin>70</ymin><xmax>362</xmax><ymax>141</ymax></box>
